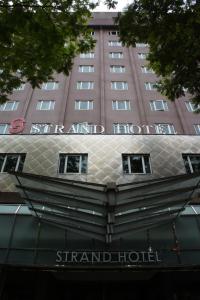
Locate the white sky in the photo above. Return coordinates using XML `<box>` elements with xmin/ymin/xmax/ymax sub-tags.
<box><xmin>93</xmin><ymin>0</ymin><xmax>132</xmax><ymax>11</ymax></box>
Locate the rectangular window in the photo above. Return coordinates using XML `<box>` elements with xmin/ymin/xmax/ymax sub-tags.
<box><xmin>182</xmin><ymin>154</ymin><xmax>200</xmax><ymax>174</ymax></box>
<box><xmin>109</xmin><ymin>52</ymin><xmax>123</xmax><ymax>59</ymax></box>
<box><xmin>42</xmin><ymin>82</ymin><xmax>59</xmax><ymax>90</ymax></box>
<box><xmin>59</xmin><ymin>154</ymin><xmax>88</xmax><ymax>174</ymax></box>
<box><xmin>0</xmin><ymin>154</ymin><xmax>26</xmax><ymax>173</ymax></box>
<box><xmin>136</xmin><ymin>43</ymin><xmax>148</xmax><ymax>47</ymax></box>
<box><xmin>112</xmin><ymin>100</ymin><xmax>130</xmax><ymax>110</ymax></box>
<box><xmin>185</xmin><ymin>101</ymin><xmax>200</xmax><ymax>112</ymax></box>
<box><xmin>150</xmin><ymin>100</ymin><xmax>168</xmax><ymax>111</ymax></box>
<box><xmin>72</xmin><ymin>123</ymin><xmax>94</xmax><ymax>134</ymax></box>
<box><xmin>0</xmin><ymin>101</ymin><xmax>19</xmax><ymax>111</ymax></box>
<box><xmin>0</xmin><ymin>124</ymin><xmax>9</xmax><ymax>134</ymax></box>
<box><xmin>194</xmin><ymin>125</ymin><xmax>200</xmax><ymax>135</ymax></box>
<box><xmin>122</xmin><ymin>154</ymin><xmax>151</xmax><ymax>174</ymax></box>
<box><xmin>110</xmin><ymin>65</ymin><xmax>125</xmax><ymax>73</ymax></box>
<box><xmin>13</xmin><ymin>84</ymin><xmax>25</xmax><ymax>91</ymax></box>
<box><xmin>111</xmin><ymin>81</ymin><xmax>128</xmax><ymax>90</ymax></box>
<box><xmin>30</xmin><ymin>123</ymin><xmax>51</xmax><ymax>134</ymax></box>
<box><xmin>77</xmin><ymin>81</ymin><xmax>94</xmax><ymax>90</ymax></box>
<box><xmin>145</xmin><ymin>82</ymin><xmax>157</xmax><ymax>91</ymax></box>
<box><xmin>113</xmin><ymin>123</ymin><xmax>132</xmax><ymax>134</ymax></box>
<box><xmin>141</xmin><ymin>66</ymin><xmax>155</xmax><ymax>74</ymax></box>
<box><xmin>36</xmin><ymin>100</ymin><xmax>55</xmax><ymax>110</ymax></box>
<box><xmin>138</xmin><ymin>53</ymin><xmax>147</xmax><ymax>59</ymax></box>
<box><xmin>78</xmin><ymin>65</ymin><xmax>94</xmax><ymax>73</ymax></box>
<box><xmin>108</xmin><ymin>31</ymin><xmax>119</xmax><ymax>36</ymax></box>
<box><xmin>75</xmin><ymin>100</ymin><xmax>93</xmax><ymax>110</ymax></box>
<box><xmin>90</xmin><ymin>31</ymin><xmax>95</xmax><ymax>36</ymax></box>
<box><xmin>155</xmin><ymin>124</ymin><xmax>176</xmax><ymax>134</ymax></box>
<box><xmin>80</xmin><ymin>52</ymin><xmax>94</xmax><ymax>58</ymax></box>
<box><xmin>108</xmin><ymin>41</ymin><xmax>122</xmax><ymax>46</ymax></box>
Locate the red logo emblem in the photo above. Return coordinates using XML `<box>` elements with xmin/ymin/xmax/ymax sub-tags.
<box><xmin>9</xmin><ymin>118</ymin><xmax>25</xmax><ymax>134</ymax></box>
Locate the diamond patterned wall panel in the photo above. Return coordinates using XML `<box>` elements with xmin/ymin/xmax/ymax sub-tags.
<box><xmin>0</xmin><ymin>135</ymin><xmax>200</xmax><ymax>191</ymax></box>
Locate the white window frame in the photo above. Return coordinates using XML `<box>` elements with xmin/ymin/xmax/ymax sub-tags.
<box><xmin>150</xmin><ymin>100</ymin><xmax>168</xmax><ymax>111</ymax></box>
<box><xmin>0</xmin><ymin>101</ymin><xmax>19</xmax><ymax>111</ymax></box>
<box><xmin>0</xmin><ymin>124</ymin><xmax>10</xmax><ymax>134</ymax></box>
<box><xmin>108</xmin><ymin>41</ymin><xmax>122</xmax><ymax>47</ymax></box>
<box><xmin>80</xmin><ymin>52</ymin><xmax>94</xmax><ymax>59</ymax></box>
<box><xmin>141</xmin><ymin>66</ymin><xmax>155</xmax><ymax>74</ymax></box>
<box><xmin>109</xmin><ymin>52</ymin><xmax>123</xmax><ymax>59</ymax></box>
<box><xmin>42</xmin><ymin>82</ymin><xmax>59</xmax><ymax>90</ymax></box>
<box><xmin>0</xmin><ymin>154</ymin><xmax>25</xmax><ymax>173</ymax></box>
<box><xmin>113</xmin><ymin>123</ymin><xmax>132</xmax><ymax>134</ymax></box>
<box><xmin>75</xmin><ymin>100</ymin><xmax>93</xmax><ymax>110</ymax></box>
<box><xmin>13</xmin><ymin>84</ymin><xmax>25</xmax><ymax>91</ymax></box>
<box><xmin>78</xmin><ymin>65</ymin><xmax>94</xmax><ymax>73</ymax></box>
<box><xmin>110</xmin><ymin>65</ymin><xmax>125</xmax><ymax>73</ymax></box>
<box><xmin>122</xmin><ymin>154</ymin><xmax>151</xmax><ymax>174</ymax></box>
<box><xmin>111</xmin><ymin>81</ymin><xmax>128</xmax><ymax>90</ymax></box>
<box><xmin>145</xmin><ymin>82</ymin><xmax>157</xmax><ymax>91</ymax></box>
<box><xmin>59</xmin><ymin>154</ymin><xmax>88</xmax><ymax>174</ymax></box>
<box><xmin>136</xmin><ymin>43</ymin><xmax>148</xmax><ymax>48</ymax></box>
<box><xmin>90</xmin><ymin>31</ymin><xmax>95</xmax><ymax>36</ymax></box>
<box><xmin>194</xmin><ymin>125</ymin><xmax>200</xmax><ymax>135</ymax></box>
<box><xmin>36</xmin><ymin>100</ymin><xmax>55</xmax><ymax>110</ymax></box>
<box><xmin>155</xmin><ymin>124</ymin><xmax>176</xmax><ymax>135</ymax></box>
<box><xmin>112</xmin><ymin>100</ymin><xmax>130</xmax><ymax>110</ymax></box>
<box><xmin>138</xmin><ymin>53</ymin><xmax>147</xmax><ymax>59</ymax></box>
<box><xmin>108</xmin><ymin>31</ymin><xmax>119</xmax><ymax>36</ymax></box>
<box><xmin>183</xmin><ymin>154</ymin><xmax>200</xmax><ymax>174</ymax></box>
<box><xmin>30</xmin><ymin>123</ymin><xmax>51</xmax><ymax>134</ymax></box>
<box><xmin>185</xmin><ymin>101</ymin><xmax>200</xmax><ymax>112</ymax></box>
<box><xmin>77</xmin><ymin>81</ymin><xmax>94</xmax><ymax>90</ymax></box>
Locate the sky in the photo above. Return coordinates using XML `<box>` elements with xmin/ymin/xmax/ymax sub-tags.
<box><xmin>93</xmin><ymin>0</ymin><xmax>132</xmax><ymax>11</ymax></box>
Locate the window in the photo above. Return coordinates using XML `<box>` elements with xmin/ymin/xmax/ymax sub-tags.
<box><xmin>141</xmin><ymin>66</ymin><xmax>155</xmax><ymax>74</ymax></box>
<box><xmin>111</xmin><ymin>81</ymin><xmax>128</xmax><ymax>90</ymax></box>
<box><xmin>113</xmin><ymin>123</ymin><xmax>132</xmax><ymax>134</ymax></box>
<box><xmin>110</xmin><ymin>65</ymin><xmax>125</xmax><ymax>73</ymax></box>
<box><xmin>42</xmin><ymin>82</ymin><xmax>59</xmax><ymax>90</ymax></box>
<box><xmin>150</xmin><ymin>100</ymin><xmax>168</xmax><ymax>111</ymax></box>
<box><xmin>155</xmin><ymin>124</ymin><xmax>176</xmax><ymax>134</ymax></box>
<box><xmin>80</xmin><ymin>52</ymin><xmax>94</xmax><ymax>59</ymax></box>
<box><xmin>136</xmin><ymin>43</ymin><xmax>148</xmax><ymax>47</ymax></box>
<box><xmin>194</xmin><ymin>125</ymin><xmax>200</xmax><ymax>135</ymax></box>
<box><xmin>109</xmin><ymin>52</ymin><xmax>123</xmax><ymax>59</ymax></box>
<box><xmin>0</xmin><ymin>124</ymin><xmax>9</xmax><ymax>134</ymax></box>
<box><xmin>0</xmin><ymin>101</ymin><xmax>19</xmax><ymax>111</ymax></box>
<box><xmin>183</xmin><ymin>154</ymin><xmax>200</xmax><ymax>174</ymax></box>
<box><xmin>112</xmin><ymin>100</ymin><xmax>130</xmax><ymax>110</ymax></box>
<box><xmin>108</xmin><ymin>41</ymin><xmax>122</xmax><ymax>46</ymax></box>
<box><xmin>13</xmin><ymin>84</ymin><xmax>25</xmax><ymax>91</ymax></box>
<box><xmin>36</xmin><ymin>100</ymin><xmax>55</xmax><ymax>110</ymax></box>
<box><xmin>145</xmin><ymin>82</ymin><xmax>157</xmax><ymax>91</ymax></box>
<box><xmin>77</xmin><ymin>81</ymin><xmax>94</xmax><ymax>90</ymax></box>
<box><xmin>59</xmin><ymin>154</ymin><xmax>88</xmax><ymax>174</ymax></box>
<box><xmin>78</xmin><ymin>65</ymin><xmax>94</xmax><ymax>73</ymax></box>
<box><xmin>75</xmin><ymin>100</ymin><xmax>93</xmax><ymax>110</ymax></box>
<box><xmin>185</xmin><ymin>101</ymin><xmax>200</xmax><ymax>112</ymax></box>
<box><xmin>30</xmin><ymin>123</ymin><xmax>51</xmax><ymax>134</ymax></box>
<box><xmin>0</xmin><ymin>154</ymin><xmax>26</xmax><ymax>173</ymax></box>
<box><xmin>138</xmin><ymin>53</ymin><xmax>147</xmax><ymax>59</ymax></box>
<box><xmin>72</xmin><ymin>123</ymin><xmax>94</xmax><ymax>134</ymax></box>
<box><xmin>122</xmin><ymin>154</ymin><xmax>151</xmax><ymax>174</ymax></box>
<box><xmin>90</xmin><ymin>31</ymin><xmax>95</xmax><ymax>36</ymax></box>
<box><xmin>108</xmin><ymin>31</ymin><xmax>119</xmax><ymax>36</ymax></box>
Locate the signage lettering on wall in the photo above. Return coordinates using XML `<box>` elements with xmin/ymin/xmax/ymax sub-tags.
<box><xmin>56</xmin><ymin>251</ymin><xmax>162</xmax><ymax>264</ymax></box>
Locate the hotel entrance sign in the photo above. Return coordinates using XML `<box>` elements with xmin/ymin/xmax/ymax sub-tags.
<box><xmin>56</xmin><ymin>251</ymin><xmax>162</xmax><ymax>265</ymax></box>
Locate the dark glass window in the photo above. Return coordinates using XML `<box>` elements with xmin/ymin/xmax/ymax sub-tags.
<box><xmin>122</xmin><ymin>154</ymin><xmax>151</xmax><ymax>174</ymax></box>
<box><xmin>59</xmin><ymin>154</ymin><xmax>88</xmax><ymax>174</ymax></box>
<box><xmin>183</xmin><ymin>154</ymin><xmax>200</xmax><ymax>174</ymax></box>
<box><xmin>0</xmin><ymin>154</ymin><xmax>26</xmax><ymax>173</ymax></box>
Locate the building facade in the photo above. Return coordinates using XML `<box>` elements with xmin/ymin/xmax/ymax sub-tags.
<box><xmin>0</xmin><ymin>12</ymin><xmax>200</xmax><ymax>300</ymax></box>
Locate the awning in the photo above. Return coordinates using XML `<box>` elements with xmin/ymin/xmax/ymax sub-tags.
<box><xmin>10</xmin><ymin>172</ymin><xmax>200</xmax><ymax>243</ymax></box>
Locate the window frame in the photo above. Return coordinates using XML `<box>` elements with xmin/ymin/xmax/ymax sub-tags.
<box><xmin>108</xmin><ymin>41</ymin><xmax>122</xmax><ymax>47</ymax></box>
<box><xmin>182</xmin><ymin>154</ymin><xmax>200</xmax><ymax>174</ymax></box>
<box><xmin>141</xmin><ymin>66</ymin><xmax>155</xmax><ymax>74</ymax></box>
<box><xmin>138</xmin><ymin>53</ymin><xmax>147</xmax><ymax>59</ymax></box>
<box><xmin>185</xmin><ymin>101</ymin><xmax>200</xmax><ymax>112</ymax></box>
<box><xmin>194</xmin><ymin>124</ymin><xmax>200</xmax><ymax>135</ymax></box>
<box><xmin>150</xmin><ymin>100</ymin><xmax>169</xmax><ymax>111</ymax></box>
<box><xmin>0</xmin><ymin>101</ymin><xmax>19</xmax><ymax>111</ymax></box>
<box><xmin>41</xmin><ymin>82</ymin><xmax>59</xmax><ymax>90</ymax></box>
<box><xmin>111</xmin><ymin>81</ymin><xmax>128</xmax><ymax>90</ymax></box>
<box><xmin>36</xmin><ymin>100</ymin><xmax>55</xmax><ymax>110</ymax></box>
<box><xmin>13</xmin><ymin>84</ymin><xmax>25</xmax><ymax>91</ymax></box>
<box><xmin>108</xmin><ymin>31</ymin><xmax>119</xmax><ymax>36</ymax></box>
<box><xmin>75</xmin><ymin>100</ymin><xmax>94</xmax><ymax>110</ymax></box>
<box><xmin>80</xmin><ymin>52</ymin><xmax>95</xmax><ymax>59</ymax></box>
<box><xmin>0</xmin><ymin>124</ymin><xmax>10</xmax><ymax>134</ymax></box>
<box><xmin>145</xmin><ymin>82</ymin><xmax>157</xmax><ymax>91</ymax></box>
<box><xmin>109</xmin><ymin>52</ymin><xmax>123</xmax><ymax>59</ymax></box>
<box><xmin>77</xmin><ymin>81</ymin><xmax>94</xmax><ymax>90</ymax></box>
<box><xmin>78</xmin><ymin>65</ymin><xmax>94</xmax><ymax>73</ymax></box>
<box><xmin>58</xmin><ymin>153</ymin><xmax>88</xmax><ymax>174</ymax></box>
<box><xmin>112</xmin><ymin>100</ymin><xmax>130</xmax><ymax>111</ymax></box>
<box><xmin>122</xmin><ymin>154</ymin><xmax>151</xmax><ymax>174</ymax></box>
<box><xmin>110</xmin><ymin>65</ymin><xmax>125</xmax><ymax>73</ymax></box>
<box><xmin>0</xmin><ymin>153</ymin><xmax>26</xmax><ymax>173</ymax></box>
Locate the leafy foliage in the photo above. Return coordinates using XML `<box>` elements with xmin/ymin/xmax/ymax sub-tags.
<box><xmin>0</xmin><ymin>0</ymin><xmax>116</xmax><ymax>103</ymax></box>
<box><xmin>118</xmin><ymin>0</ymin><xmax>200</xmax><ymax>107</ymax></box>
